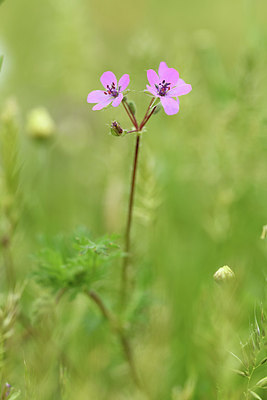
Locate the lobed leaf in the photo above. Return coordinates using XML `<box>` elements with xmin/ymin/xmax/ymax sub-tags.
<box><xmin>34</xmin><ymin>231</ymin><xmax>123</xmax><ymax>295</ymax></box>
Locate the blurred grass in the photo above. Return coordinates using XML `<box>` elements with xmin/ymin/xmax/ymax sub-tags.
<box><xmin>0</xmin><ymin>0</ymin><xmax>267</xmax><ymax>398</ymax></box>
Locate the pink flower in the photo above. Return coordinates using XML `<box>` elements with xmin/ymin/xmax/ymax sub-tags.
<box><xmin>146</xmin><ymin>62</ymin><xmax>192</xmax><ymax>115</ymax></box>
<box><xmin>87</xmin><ymin>71</ymin><xmax>130</xmax><ymax>111</ymax></box>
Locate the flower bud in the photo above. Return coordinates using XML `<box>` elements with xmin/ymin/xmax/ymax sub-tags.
<box><xmin>127</xmin><ymin>101</ymin><xmax>136</xmax><ymax>116</ymax></box>
<box><xmin>110</xmin><ymin>121</ymin><xmax>124</xmax><ymax>136</ymax></box>
<box><xmin>213</xmin><ymin>265</ymin><xmax>235</xmax><ymax>283</ymax></box>
<box><xmin>27</xmin><ymin>107</ymin><xmax>55</xmax><ymax>140</ymax></box>
<box><xmin>153</xmin><ymin>103</ymin><xmax>162</xmax><ymax>114</ymax></box>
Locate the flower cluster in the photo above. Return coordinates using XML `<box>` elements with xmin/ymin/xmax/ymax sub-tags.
<box><xmin>87</xmin><ymin>61</ymin><xmax>192</xmax><ymax>131</ymax></box>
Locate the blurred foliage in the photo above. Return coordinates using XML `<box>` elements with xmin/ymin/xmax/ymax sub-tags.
<box><xmin>0</xmin><ymin>0</ymin><xmax>267</xmax><ymax>398</ymax></box>
<box><xmin>33</xmin><ymin>230</ymin><xmax>123</xmax><ymax>296</ymax></box>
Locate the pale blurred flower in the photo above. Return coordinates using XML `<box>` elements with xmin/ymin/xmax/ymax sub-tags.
<box><xmin>27</xmin><ymin>107</ymin><xmax>55</xmax><ymax>139</ymax></box>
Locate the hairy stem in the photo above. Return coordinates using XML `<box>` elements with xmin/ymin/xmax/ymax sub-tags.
<box><xmin>86</xmin><ymin>289</ymin><xmax>142</xmax><ymax>390</ymax></box>
<box><xmin>121</xmin><ymin>133</ymin><xmax>141</xmax><ymax>302</ymax></box>
<box><xmin>120</xmin><ymin>98</ymin><xmax>157</xmax><ymax>303</ymax></box>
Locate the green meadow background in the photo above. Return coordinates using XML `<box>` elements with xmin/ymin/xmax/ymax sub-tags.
<box><xmin>0</xmin><ymin>0</ymin><xmax>267</xmax><ymax>399</ymax></box>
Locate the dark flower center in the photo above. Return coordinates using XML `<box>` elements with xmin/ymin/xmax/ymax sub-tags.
<box><xmin>104</xmin><ymin>82</ymin><xmax>119</xmax><ymax>98</ymax></box>
<box><xmin>155</xmin><ymin>80</ymin><xmax>171</xmax><ymax>96</ymax></box>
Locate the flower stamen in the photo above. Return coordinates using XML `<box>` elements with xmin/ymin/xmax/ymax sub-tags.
<box><xmin>155</xmin><ymin>80</ymin><xmax>171</xmax><ymax>97</ymax></box>
<box><xmin>104</xmin><ymin>82</ymin><xmax>119</xmax><ymax>98</ymax></box>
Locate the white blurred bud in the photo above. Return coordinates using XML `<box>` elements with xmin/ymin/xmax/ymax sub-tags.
<box><xmin>27</xmin><ymin>107</ymin><xmax>55</xmax><ymax>139</ymax></box>
<box><xmin>213</xmin><ymin>265</ymin><xmax>235</xmax><ymax>283</ymax></box>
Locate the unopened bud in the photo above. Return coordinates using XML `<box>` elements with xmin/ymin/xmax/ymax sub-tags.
<box><xmin>127</xmin><ymin>101</ymin><xmax>136</xmax><ymax>116</ymax></box>
<box><xmin>110</xmin><ymin>121</ymin><xmax>124</xmax><ymax>136</ymax></box>
<box><xmin>153</xmin><ymin>103</ymin><xmax>162</xmax><ymax>115</ymax></box>
<box><xmin>213</xmin><ymin>265</ymin><xmax>235</xmax><ymax>283</ymax></box>
<box><xmin>27</xmin><ymin>107</ymin><xmax>55</xmax><ymax>140</ymax></box>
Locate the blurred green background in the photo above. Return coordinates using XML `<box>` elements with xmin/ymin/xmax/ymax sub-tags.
<box><xmin>0</xmin><ymin>0</ymin><xmax>267</xmax><ymax>399</ymax></box>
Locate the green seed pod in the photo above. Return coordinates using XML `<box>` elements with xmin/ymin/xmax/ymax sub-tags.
<box><xmin>27</xmin><ymin>107</ymin><xmax>55</xmax><ymax>140</ymax></box>
<box><xmin>213</xmin><ymin>265</ymin><xmax>235</xmax><ymax>283</ymax></box>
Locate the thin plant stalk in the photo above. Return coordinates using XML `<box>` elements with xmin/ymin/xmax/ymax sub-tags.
<box><xmin>120</xmin><ymin>98</ymin><xmax>155</xmax><ymax>302</ymax></box>
<box><xmin>121</xmin><ymin>133</ymin><xmax>141</xmax><ymax>301</ymax></box>
<box><xmin>122</xmin><ymin>100</ymin><xmax>137</xmax><ymax>128</ymax></box>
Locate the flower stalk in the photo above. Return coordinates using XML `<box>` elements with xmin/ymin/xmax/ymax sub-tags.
<box><xmin>121</xmin><ymin>133</ymin><xmax>141</xmax><ymax>301</ymax></box>
<box><xmin>120</xmin><ymin>95</ymin><xmax>159</xmax><ymax>302</ymax></box>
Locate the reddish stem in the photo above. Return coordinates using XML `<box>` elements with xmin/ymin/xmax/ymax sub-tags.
<box><xmin>122</xmin><ymin>100</ymin><xmax>136</xmax><ymax>127</ymax></box>
<box><xmin>120</xmin><ymin>97</ymin><xmax>156</xmax><ymax>303</ymax></box>
<box><xmin>121</xmin><ymin>134</ymin><xmax>141</xmax><ymax>301</ymax></box>
<box><xmin>125</xmin><ymin>100</ymin><xmax>138</xmax><ymax>129</ymax></box>
<box><xmin>139</xmin><ymin>98</ymin><xmax>155</xmax><ymax>130</ymax></box>
<box><xmin>140</xmin><ymin>105</ymin><xmax>157</xmax><ymax>130</ymax></box>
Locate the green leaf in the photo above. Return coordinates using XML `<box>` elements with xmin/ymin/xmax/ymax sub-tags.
<box><xmin>256</xmin><ymin>377</ymin><xmax>267</xmax><ymax>388</ymax></box>
<box><xmin>0</xmin><ymin>55</ymin><xmax>3</xmax><ymax>72</ymax></box>
<box><xmin>249</xmin><ymin>390</ymin><xmax>263</xmax><ymax>400</ymax></box>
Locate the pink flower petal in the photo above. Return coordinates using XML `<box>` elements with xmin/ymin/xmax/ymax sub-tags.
<box><xmin>100</xmin><ymin>71</ymin><xmax>117</xmax><ymax>89</ymax></box>
<box><xmin>159</xmin><ymin>68</ymin><xmax>179</xmax><ymax>87</ymax></box>
<box><xmin>118</xmin><ymin>74</ymin><xmax>130</xmax><ymax>91</ymax></box>
<box><xmin>112</xmin><ymin>93</ymin><xmax>123</xmax><ymax>107</ymax></box>
<box><xmin>158</xmin><ymin>61</ymin><xmax>169</xmax><ymax>76</ymax></box>
<box><xmin>92</xmin><ymin>99</ymin><xmax>113</xmax><ymax>111</ymax></box>
<box><xmin>160</xmin><ymin>97</ymin><xmax>180</xmax><ymax>115</ymax></box>
<box><xmin>146</xmin><ymin>84</ymin><xmax>158</xmax><ymax>96</ymax></box>
<box><xmin>87</xmin><ymin>90</ymin><xmax>107</xmax><ymax>103</ymax></box>
<box><xmin>168</xmin><ymin>80</ymin><xmax>192</xmax><ymax>97</ymax></box>
<box><xmin>147</xmin><ymin>69</ymin><xmax>159</xmax><ymax>87</ymax></box>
